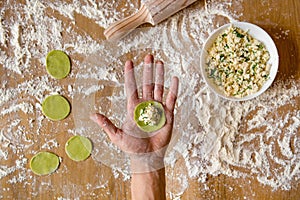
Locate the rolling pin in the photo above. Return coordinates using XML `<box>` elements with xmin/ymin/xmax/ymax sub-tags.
<box><xmin>104</xmin><ymin>0</ymin><xmax>197</xmax><ymax>40</ymax></box>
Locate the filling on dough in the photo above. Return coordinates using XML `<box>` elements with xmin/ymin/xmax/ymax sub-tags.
<box><xmin>138</xmin><ymin>103</ymin><xmax>161</xmax><ymax>126</ymax></box>
<box><xmin>134</xmin><ymin>100</ymin><xmax>166</xmax><ymax>133</ymax></box>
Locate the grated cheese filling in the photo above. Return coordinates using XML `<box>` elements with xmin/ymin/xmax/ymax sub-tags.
<box><xmin>138</xmin><ymin>103</ymin><xmax>161</xmax><ymax>126</ymax></box>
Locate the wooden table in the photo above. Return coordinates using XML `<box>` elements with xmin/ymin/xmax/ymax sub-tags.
<box><xmin>1</xmin><ymin>0</ymin><xmax>299</xmax><ymax>199</ymax></box>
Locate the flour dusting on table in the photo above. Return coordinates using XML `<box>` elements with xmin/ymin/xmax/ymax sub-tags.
<box><xmin>0</xmin><ymin>0</ymin><xmax>299</xmax><ymax>199</ymax></box>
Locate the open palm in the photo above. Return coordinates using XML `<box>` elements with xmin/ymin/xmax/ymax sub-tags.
<box><xmin>91</xmin><ymin>54</ymin><xmax>179</xmax><ymax>158</ymax></box>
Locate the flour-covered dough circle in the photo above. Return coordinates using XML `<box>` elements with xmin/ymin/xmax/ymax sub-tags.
<box><xmin>46</xmin><ymin>50</ymin><xmax>70</xmax><ymax>79</ymax></box>
<box><xmin>42</xmin><ymin>95</ymin><xmax>70</xmax><ymax>121</ymax></box>
<box><xmin>30</xmin><ymin>152</ymin><xmax>60</xmax><ymax>175</ymax></box>
<box><xmin>65</xmin><ymin>135</ymin><xmax>92</xmax><ymax>161</ymax></box>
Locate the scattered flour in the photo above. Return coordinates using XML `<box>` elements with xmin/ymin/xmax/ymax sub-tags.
<box><xmin>0</xmin><ymin>0</ymin><xmax>299</xmax><ymax>199</ymax></box>
<box><xmin>41</xmin><ymin>139</ymin><xmax>60</xmax><ymax>150</ymax></box>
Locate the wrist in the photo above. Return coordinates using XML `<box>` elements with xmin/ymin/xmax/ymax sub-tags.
<box><xmin>130</xmin><ymin>160</ymin><xmax>167</xmax><ymax>200</ymax></box>
<box><xmin>129</xmin><ymin>147</ymin><xmax>167</xmax><ymax>174</ymax></box>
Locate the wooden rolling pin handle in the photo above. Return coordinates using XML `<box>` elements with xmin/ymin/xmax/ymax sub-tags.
<box><xmin>104</xmin><ymin>4</ymin><xmax>154</xmax><ymax>40</ymax></box>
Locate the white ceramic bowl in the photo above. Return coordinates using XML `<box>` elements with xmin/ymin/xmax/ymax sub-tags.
<box><xmin>200</xmin><ymin>21</ymin><xmax>279</xmax><ymax>101</ymax></box>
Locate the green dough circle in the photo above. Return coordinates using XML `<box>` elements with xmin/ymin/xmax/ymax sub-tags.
<box><xmin>134</xmin><ymin>100</ymin><xmax>166</xmax><ymax>133</ymax></box>
<box><xmin>65</xmin><ymin>135</ymin><xmax>92</xmax><ymax>161</ymax></box>
<box><xmin>46</xmin><ymin>50</ymin><xmax>71</xmax><ymax>79</ymax></box>
<box><xmin>30</xmin><ymin>152</ymin><xmax>60</xmax><ymax>175</ymax></box>
<box><xmin>42</xmin><ymin>95</ymin><xmax>70</xmax><ymax>121</ymax></box>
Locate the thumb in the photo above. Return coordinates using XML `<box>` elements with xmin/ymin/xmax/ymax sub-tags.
<box><xmin>90</xmin><ymin>113</ymin><xmax>122</xmax><ymax>143</ymax></box>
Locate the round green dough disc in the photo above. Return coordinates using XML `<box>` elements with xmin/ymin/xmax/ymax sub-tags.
<box><xmin>30</xmin><ymin>152</ymin><xmax>60</xmax><ymax>175</ymax></box>
<box><xmin>42</xmin><ymin>95</ymin><xmax>70</xmax><ymax>121</ymax></box>
<box><xmin>46</xmin><ymin>50</ymin><xmax>70</xmax><ymax>79</ymax></box>
<box><xmin>134</xmin><ymin>100</ymin><xmax>166</xmax><ymax>133</ymax></box>
<box><xmin>65</xmin><ymin>135</ymin><xmax>92</xmax><ymax>161</ymax></box>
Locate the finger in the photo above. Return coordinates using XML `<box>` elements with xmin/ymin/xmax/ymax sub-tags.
<box><xmin>166</xmin><ymin>76</ymin><xmax>179</xmax><ymax>111</ymax></box>
<box><xmin>154</xmin><ymin>61</ymin><xmax>164</xmax><ymax>102</ymax></box>
<box><xmin>125</xmin><ymin>60</ymin><xmax>138</xmax><ymax>105</ymax></box>
<box><xmin>142</xmin><ymin>54</ymin><xmax>154</xmax><ymax>100</ymax></box>
<box><xmin>90</xmin><ymin>113</ymin><xmax>122</xmax><ymax>143</ymax></box>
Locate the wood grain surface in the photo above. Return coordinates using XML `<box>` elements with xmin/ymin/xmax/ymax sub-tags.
<box><xmin>0</xmin><ymin>0</ymin><xmax>299</xmax><ymax>199</ymax></box>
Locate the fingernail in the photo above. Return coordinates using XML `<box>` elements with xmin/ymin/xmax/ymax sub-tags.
<box><xmin>89</xmin><ymin>114</ymin><xmax>98</xmax><ymax>123</ymax></box>
<box><xmin>156</xmin><ymin>60</ymin><xmax>163</xmax><ymax>66</ymax></box>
